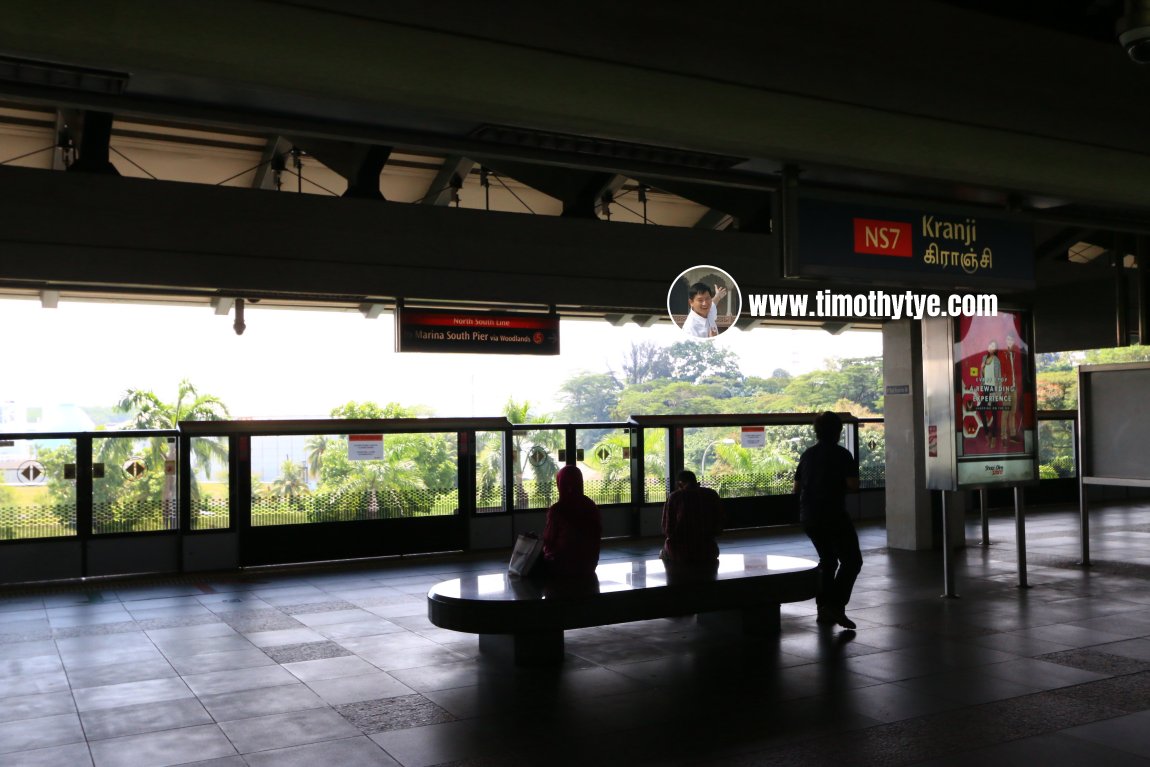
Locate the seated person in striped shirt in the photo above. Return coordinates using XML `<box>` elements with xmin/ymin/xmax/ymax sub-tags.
<box><xmin>660</xmin><ymin>470</ymin><xmax>725</xmax><ymax>565</ymax></box>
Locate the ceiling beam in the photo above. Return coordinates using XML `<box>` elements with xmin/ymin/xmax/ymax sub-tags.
<box><xmin>422</xmin><ymin>154</ymin><xmax>474</xmax><ymax>206</ymax></box>
<box><xmin>693</xmin><ymin>209</ymin><xmax>734</xmax><ymax>230</ymax></box>
<box><xmin>66</xmin><ymin>110</ymin><xmax>118</xmax><ymax>175</ymax></box>
<box><xmin>285</xmin><ymin>136</ymin><xmax>392</xmax><ymax>199</ymax></box>
<box><xmin>252</xmin><ymin>135</ymin><xmax>292</xmax><ymax>190</ymax></box>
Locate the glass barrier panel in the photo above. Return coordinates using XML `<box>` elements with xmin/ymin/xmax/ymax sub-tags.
<box><xmin>93</xmin><ymin>435</ymin><xmax>177</xmax><ymax>534</ymax></box>
<box><xmin>475</xmin><ymin>431</ymin><xmax>505</xmax><ymax>514</ymax></box>
<box><xmin>575</xmin><ymin>427</ymin><xmax>630</xmax><ymax>505</ymax></box>
<box><xmin>192</xmin><ymin>436</ymin><xmax>229</xmax><ymax>530</ymax></box>
<box><xmin>643</xmin><ymin>428</ymin><xmax>668</xmax><ymax>504</ymax></box>
<box><xmin>1038</xmin><ymin>417</ymin><xmax>1077</xmax><ymax>479</ymax></box>
<box><xmin>0</xmin><ymin>437</ymin><xmax>76</xmax><ymax>540</ymax></box>
<box><xmin>686</xmin><ymin>424</ymin><xmax>806</xmax><ymax>499</ymax></box>
<box><xmin>511</xmin><ymin>428</ymin><xmax>563</xmax><ymax>510</ymax></box>
<box><xmin>251</xmin><ymin>432</ymin><xmax>459</xmax><ymax>526</ymax></box>
<box><xmin>858</xmin><ymin>422</ymin><xmax>886</xmax><ymax>489</ymax></box>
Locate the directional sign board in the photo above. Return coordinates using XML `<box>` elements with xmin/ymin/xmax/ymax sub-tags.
<box><xmin>123</xmin><ymin>457</ymin><xmax>147</xmax><ymax>480</ymax></box>
<box><xmin>396</xmin><ymin>308</ymin><xmax>559</xmax><ymax>355</ymax></box>
<box><xmin>16</xmin><ymin>460</ymin><xmax>45</xmax><ymax>484</ymax></box>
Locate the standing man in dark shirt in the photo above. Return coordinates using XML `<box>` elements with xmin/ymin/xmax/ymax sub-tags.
<box><xmin>661</xmin><ymin>470</ymin><xmax>724</xmax><ymax>565</ymax></box>
<box><xmin>794</xmin><ymin>412</ymin><xmax>862</xmax><ymax>630</ymax></box>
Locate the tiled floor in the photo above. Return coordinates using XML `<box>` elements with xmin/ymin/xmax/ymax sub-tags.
<box><xmin>3</xmin><ymin>502</ymin><xmax>1150</xmax><ymax>766</ymax></box>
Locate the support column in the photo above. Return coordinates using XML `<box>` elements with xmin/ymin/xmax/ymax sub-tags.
<box><xmin>883</xmin><ymin>320</ymin><xmax>967</xmax><ymax>551</ymax></box>
<box><xmin>882</xmin><ymin>320</ymin><xmax>933</xmax><ymax>550</ymax></box>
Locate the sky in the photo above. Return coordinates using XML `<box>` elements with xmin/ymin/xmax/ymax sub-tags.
<box><xmin>0</xmin><ymin>297</ymin><xmax>882</xmax><ymax>423</ymax></box>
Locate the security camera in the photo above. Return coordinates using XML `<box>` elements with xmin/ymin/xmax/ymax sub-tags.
<box><xmin>1120</xmin><ymin>26</ymin><xmax>1150</xmax><ymax>63</ymax></box>
<box><xmin>1119</xmin><ymin>1</ymin><xmax>1150</xmax><ymax>63</ymax></box>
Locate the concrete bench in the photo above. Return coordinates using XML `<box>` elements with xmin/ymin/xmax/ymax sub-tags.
<box><xmin>427</xmin><ymin>553</ymin><xmax>819</xmax><ymax>665</ymax></box>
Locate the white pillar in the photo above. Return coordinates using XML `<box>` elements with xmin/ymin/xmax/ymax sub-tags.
<box><xmin>882</xmin><ymin>320</ymin><xmax>934</xmax><ymax>550</ymax></box>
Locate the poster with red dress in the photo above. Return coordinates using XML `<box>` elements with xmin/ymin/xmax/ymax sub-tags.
<box><xmin>955</xmin><ymin>311</ymin><xmax>1032</xmax><ymax>458</ymax></box>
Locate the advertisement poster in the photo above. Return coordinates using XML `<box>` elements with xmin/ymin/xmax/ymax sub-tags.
<box><xmin>953</xmin><ymin>310</ymin><xmax>1037</xmax><ymax>485</ymax></box>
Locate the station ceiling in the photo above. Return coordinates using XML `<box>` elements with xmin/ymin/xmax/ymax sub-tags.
<box><xmin>0</xmin><ymin>0</ymin><xmax>1145</xmax><ymax>342</ymax></box>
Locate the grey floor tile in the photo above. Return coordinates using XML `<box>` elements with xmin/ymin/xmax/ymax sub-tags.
<box><xmin>244</xmin><ymin>627</ymin><xmax>327</xmax><ymax>648</ymax></box>
<box><xmin>335</xmin><ymin>694</ymin><xmax>456</xmax><ymax>734</ymax></box>
<box><xmin>980</xmin><ymin>657</ymin><xmax>1109</xmax><ymax>690</ymax></box>
<box><xmin>243</xmin><ymin>736</ymin><xmax>400</xmax><ymax>767</ymax></box>
<box><xmin>0</xmin><ymin>670</ymin><xmax>70</xmax><ymax>698</ymax></box>
<box><xmin>3</xmin><ymin>741</ymin><xmax>93</xmax><ymax>767</ymax></box>
<box><xmin>0</xmin><ymin>712</ymin><xmax>85</xmax><ymax>755</ymax></box>
<box><xmin>66</xmin><ymin>658</ymin><xmax>178</xmax><ymax>690</ymax></box>
<box><xmin>72</xmin><ymin>676</ymin><xmax>193</xmax><ymax>713</ymax></box>
<box><xmin>198</xmin><ymin>683</ymin><xmax>328</xmax><ymax>722</ymax></box>
<box><xmin>146</xmin><ymin>622</ymin><xmax>239</xmax><ymax>643</ymax></box>
<box><xmin>0</xmin><ymin>691</ymin><xmax>76</xmax><ymax>724</ymax></box>
<box><xmin>80</xmin><ymin>697</ymin><xmax>213</xmax><ymax>741</ymax></box>
<box><xmin>0</xmin><ymin>640</ymin><xmax>58</xmax><ymax>661</ymax></box>
<box><xmin>363</xmin><ymin>645</ymin><xmax>468</xmax><ymax>672</ymax></box>
<box><xmin>283</xmin><ymin>655</ymin><xmax>378</xmax><ymax>682</ymax></box>
<box><xmin>167</xmin><ymin>648</ymin><xmax>276</xmax><ymax>676</ymax></box>
<box><xmin>263</xmin><ymin>640</ymin><xmax>352</xmax><ymax>663</ymax></box>
<box><xmin>893</xmin><ymin>668</ymin><xmax>1041</xmax><ymax>706</ymax></box>
<box><xmin>916</xmin><ymin>731</ymin><xmax>1150</xmax><ymax>767</ymax></box>
<box><xmin>153</xmin><ymin>634</ymin><xmax>257</xmax><ymax>658</ymax></box>
<box><xmin>59</xmin><ymin>646</ymin><xmax>169</xmax><ymax>672</ymax></box>
<box><xmin>316</xmin><ymin>619</ymin><xmax>408</xmax><ymax>640</ymax></box>
<box><xmin>1061</xmin><ymin>709</ymin><xmax>1150</xmax><ymax>758</ymax></box>
<box><xmin>306</xmin><ymin>671</ymin><xmax>416</xmax><ymax>705</ymax></box>
<box><xmin>88</xmin><ymin>723</ymin><xmax>237</xmax><ymax>767</ymax></box>
<box><xmin>182</xmin><ymin>664</ymin><xmax>298</xmax><ymax>696</ymax></box>
<box><xmin>369</xmin><ymin>718</ymin><xmax>508</xmax><ymax>767</ymax></box>
<box><xmin>218</xmin><ymin>706</ymin><xmax>360</xmax><ymax>753</ymax></box>
<box><xmin>292</xmin><ymin>608</ymin><xmax>378</xmax><ymax>626</ymax></box>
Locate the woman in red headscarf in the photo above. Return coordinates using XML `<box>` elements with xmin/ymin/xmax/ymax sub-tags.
<box><xmin>541</xmin><ymin>466</ymin><xmax>602</xmax><ymax>578</ymax></box>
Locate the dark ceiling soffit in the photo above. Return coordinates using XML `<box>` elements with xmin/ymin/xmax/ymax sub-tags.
<box><xmin>0</xmin><ymin>81</ymin><xmax>777</xmax><ymax>192</ymax></box>
<box><xmin>468</xmin><ymin>124</ymin><xmax>745</xmax><ymax>172</ymax></box>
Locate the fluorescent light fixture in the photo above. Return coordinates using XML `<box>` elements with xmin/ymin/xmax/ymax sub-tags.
<box><xmin>0</xmin><ymin>55</ymin><xmax>129</xmax><ymax>94</ymax></box>
<box><xmin>1068</xmin><ymin>241</ymin><xmax>1107</xmax><ymax>264</ymax></box>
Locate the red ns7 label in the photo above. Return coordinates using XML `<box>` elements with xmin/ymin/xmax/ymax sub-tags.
<box><xmin>853</xmin><ymin>218</ymin><xmax>912</xmax><ymax>257</ymax></box>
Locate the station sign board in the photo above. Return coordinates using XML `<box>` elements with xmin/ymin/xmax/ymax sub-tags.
<box><xmin>792</xmin><ymin>193</ymin><xmax>1034</xmax><ymax>289</ymax></box>
<box><xmin>396</xmin><ymin>308</ymin><xmax>559</xmax><ymax>355</ymax></box>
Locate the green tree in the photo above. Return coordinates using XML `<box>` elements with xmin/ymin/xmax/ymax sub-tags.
<box><xmin>309</xmin><ymin>400</ymin><xmax>457</xmax><ymax>521</ymax></box>
<box><xmin>1084</xmin><ymin>345</ymin><xmax>1150</xmax><ymax>364</ymax></box>
<box><xmin>503</xmin><ymin>398</ymin><xmax>561</xmax><ymax>508</ymax></box>
<box><xmin>329</xmin><ymin>401</ymin><xmax>425</xmax><ymax>420</ymax></box>
<box><xmin>621</xmin><ymin>341</ymin><xmax>673</xmax><ymax>385</ymax></box>
<box><xmin>559</xmin><ymin>372</ymin><xmax>622</xmax><ymax>423</ymax></box>
<box><xmin>665</xmin><ymin>340</ymin><xmax>743</xmax><ymax>383</ymax></box>
<box><xmin>114</xmin><ymin>379</ymin><xmax>230</xmax><ymax>528</ymax></box>
<box><xmin>270</xmin><ymin>459</ymin><xmax>309</xmax><ymax>507</ymax></box>
<box><xmin>305</xmin><ymin>435</ymin><xmax>327</xmax><ymax>482</ymax></box>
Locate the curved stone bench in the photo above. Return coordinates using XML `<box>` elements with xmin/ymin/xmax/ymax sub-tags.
<box><xmin>427</xmin><ymin>553</ymin><xmax>819</xmax><ymax>664</ymax></box>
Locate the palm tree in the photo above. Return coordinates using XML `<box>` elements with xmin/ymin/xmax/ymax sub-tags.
<box><xmin>304</xmin><ymin>435</ymin><xmax>327</xmax><ymax>483</ymax></box>
<box><xmin>271</xmin><ymin>459</ymin><xmax>309</xmax><ymax>500</ymax></box>
<box><xmin>115</xmin><ymin>379</ymin><xmax>230</xmax><ymax>527</ymax></box>
<box><xmin>270</xmin><ymin>458</ymin><xmax>310</xmax><ymax>517</ymax></box>
<box><xmin>584</xmin><ymin>432</ymin><xmax>631</xmax><ymax>504</ymax></box>
<box><xmin>714</xmin><ymin>439</ymin><xmax>795</xmax><ymax>495</ymax></box>
<box><xmin>323</xmin><ymin>448</ymin><xmax>427</xmax><ymax>520</ymax></box>
<box><xmin>503</xmin><ymin>398</ymin><xmax>562</xmax><ymax>509</ymax></box>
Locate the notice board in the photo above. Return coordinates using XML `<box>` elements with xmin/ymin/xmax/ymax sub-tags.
<box><xmin>1079</xmin><ymin>362</ymin><xmax>1150</xmax><ymax>486</ymax></box>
